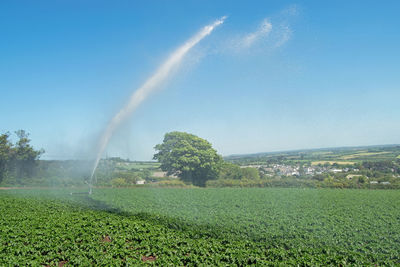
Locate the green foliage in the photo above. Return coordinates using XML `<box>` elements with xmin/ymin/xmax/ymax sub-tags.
<box><xmin>110</xmin><ymin>178</ymin><xmax>127</xmax><ymax>187</ymax></box>
<box><xmin>218</xmin><ymin>162</ymin><xmax>242</xmax><ymax>180</ymax></box>
<box><xmin>357</xmin><ymin>175</ymin><xmax>367</xmax><ymax>184</ymax></box>
<box><xmin>217</xmin><ymin>162</ymin><xmax>260</xmax><ymax>180</ymax></box>
<box><xmin>206</xmin><ymin>178</ymin><xmax>260</xmax><ymax>187</ymax></box>
<box><xmin>111</xmin><ymin>171</ymin><xmax>140</xmax><ymax>184</ymax></box>
<box><xmin>0</xmin><ymin>130</ymin><xmax>43</xmax><ymax>184</ymax></box>
<box><xmin>1</xmin><ymin>188</ymin><xmax>400</xmax><ymax>265</ymax></box>
<box><xmin>240</xmin><ymin>167</ymin><xmax>260</xmax><ymax>180</ymax></box>
<box><xmin>207</xmin><ymin>177</ymin><xmax>318</xmax><ymax>188</ymax></box>
<box><xmin>24</xmin><ymin>159</ymin><xmax>157</xmax><ymax>187</ymax></box>
<box><xmin>154</xmin><ymin>132</ymin><xmax>222</xmax><ymax>187</ymax></box>
<box><xmin>153</xmin><ymin>179</ymin><xmax>188</xmax><ymax>187</ymax></box>
<box><xmin>13</xmin><ymin>130</ymin><xmax>44</xmax><ymax>181</ymax></box>
<box><xmin>0</xmin><ymin>133</ymin><xmax>12</xmax><ymax>183</ymax></box>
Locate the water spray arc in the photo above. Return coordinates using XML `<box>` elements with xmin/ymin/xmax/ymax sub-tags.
<box><xmin>89</xmin><ymin>16</ymin><xmax>226</xmax><ymax>194</ymax></box>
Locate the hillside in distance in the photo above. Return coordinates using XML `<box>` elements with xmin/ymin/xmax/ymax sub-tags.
<box><xmin>225</xmin><ymin>144</ymin><xmax>400</xmax><ymax>166</ymax></box>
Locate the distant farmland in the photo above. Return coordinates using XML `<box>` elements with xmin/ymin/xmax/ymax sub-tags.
<box><xmin>225</xmin><ymin>144</ymin><xmax>400</xmax><ymax>165</ymax></box>
<box><xmin>311</xmin><ymin>160</ymin><xmax>355</xmax><ymax>165</ymax></box>
<box><xmin>115</xmin><ymin>161</ymin><xmax>160</xmax><ymax>171</ymax></box>
<box><xmin>340</xmin><ymin>151</ymin><xmax>391</xmax><ymax>160</ymax></box>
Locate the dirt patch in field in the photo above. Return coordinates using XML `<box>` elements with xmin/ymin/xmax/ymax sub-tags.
<box><xmin>102</xmin><ymin>236</ymin><xmax>112</xmax><ymax>243</ymax></box>
<box><xmin>142</xmin><ymin>255</ymin><xmax>156</xmax><ymax>262</ymax></box>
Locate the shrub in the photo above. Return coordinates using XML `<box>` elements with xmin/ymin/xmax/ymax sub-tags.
<box><xmin>111</xmin><ymin>178</ymin><xmax>127</xmax><ymax>187</ymax></box>
<box><xmin>153</xmin><ymin>179</ymin><xmax>188</xmax><ymax>187</ymax></box>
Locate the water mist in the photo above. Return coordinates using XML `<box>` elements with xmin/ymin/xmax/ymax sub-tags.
<box><xmin>89</xmin><ymin>16</ymin><xmax>226</xmax><ymax>194</ymax></box>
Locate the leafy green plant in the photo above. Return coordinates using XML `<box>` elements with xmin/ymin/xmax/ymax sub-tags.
<box><xmin>1</xmin><ymin>188</ymin><xmax>399</xmax><ymax>265</ymax></box>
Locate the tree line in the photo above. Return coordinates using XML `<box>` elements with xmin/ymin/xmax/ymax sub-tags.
<box><xmin>0</xmin><ymin>130</ymin><xmax>44</xmax><ymax>184</ymax></box>
<box><xmin>1</xmin><ymin>129</ymin><xmax>398</xmax><ymax>189</ymax></box>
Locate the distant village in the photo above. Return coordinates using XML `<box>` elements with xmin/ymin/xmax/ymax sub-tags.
<box><xmin>240</xmin><ymin>164</ymin><xmax>393</xmax><ymax>185</ymax></box>
<box><xmin>241</xmin><ymin>163</ymin><xmax>354</xmax><ymax>176</ymax></box>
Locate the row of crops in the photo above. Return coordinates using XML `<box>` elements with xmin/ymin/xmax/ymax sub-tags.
<box><xmin>1</xmin><ymin>188</ymin><xmax>400</xmax><ymax>265</ymax></box>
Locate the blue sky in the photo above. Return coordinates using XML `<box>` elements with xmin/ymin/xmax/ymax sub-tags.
<box><xmin>1</xmin><ymin>1</ymin><xmax>399</xmax><ymax>160</ymax></box>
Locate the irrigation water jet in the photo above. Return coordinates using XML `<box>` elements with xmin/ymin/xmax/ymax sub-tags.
<box><xmin>88</xmin><ymin>16</ymin><xmax>226</xmax><ymax>194</ymax></box>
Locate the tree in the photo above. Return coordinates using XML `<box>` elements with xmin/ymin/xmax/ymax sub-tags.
<box><xmin>217</xmin><ymin>162</ymin><xmax>261</xmax><ymax>181</ymax></box>
<box><xmin>240</xmin><ymin>167</ymin><xmax>260</xmax><ymax>180</ymax></box>
<box><xmin>153</xmin><ymin>132</ymin><xmax>222</xmax><ymax>187</ymax></box>
<box><xmin>10</xmin><ymin>130</ymin><xmax>44</xmax><ymax>183</ymax></box>
<box><xmin>357</xmin><ymin>176</ymin><xmax>367</xmax><ymax>184</ymax></box>
<box><xmin>0</xmin><ymin>130</ymin><xmax>44</xmax><ymax>184</ymax></box>
<box><xmin>218</xmin><ymin>162</ymin><xmax>242</xmax><ymax>180</ymax></box>
<box><xmin>0</xmin><ymin>133</ymin><xmax>12</xmax><ymax>183</ymax></box>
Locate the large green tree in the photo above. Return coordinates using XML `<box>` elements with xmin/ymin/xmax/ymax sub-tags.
<box><xmin>12</xmin><ymin>130</ymin><xmax>44</xmax><ymax>183</ymax></box>
<box><xmin>0</xmin><ymin>130</ymin><xmax>44</xmax><ymax>184</ymax></box>
<box><xmin>153</xmin><ymin>132</ymin><xmax>222</xmax><ymax>187</ymax></box>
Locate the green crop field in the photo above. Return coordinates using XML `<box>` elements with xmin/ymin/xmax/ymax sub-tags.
<box><xmin>1</xmin><ymin>188</ymin><xmax>400</xmax><ymax>265</ymax></box>
<box><xmin>115</xmin><ymin>161</ymin><xmax>160</xmax><ymax>171</ymax></box>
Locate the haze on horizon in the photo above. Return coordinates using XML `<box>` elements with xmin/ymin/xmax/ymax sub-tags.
<box><xmin>1</xmin><ymin>1</ymin><xmax>399</xmax><ymax>161</ymax></box>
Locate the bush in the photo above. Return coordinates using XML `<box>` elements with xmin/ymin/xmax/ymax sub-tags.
<box><xmin>152</xmin><ymin>179</ymin><xmax>189</xmax><ymax>187</ymax></box>
<box><xmin>240</xmin><ymin>167</ymin><xmax>260</xmax><ymax>180</ymax></box>
<box><xmin>217</xmin><ymin>163</ymin><xmax>261</xmax><ymax>180</ymax></box>
<box><xmin>111</xmin><ymin>178</ymin><xmax>127</xmax><ymax>187</ymax></box>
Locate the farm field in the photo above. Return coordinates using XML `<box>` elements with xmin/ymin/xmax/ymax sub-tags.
<box><xmin>227</xmin><ymin>145</ymin><xmax>400</xmax><ymax>165</ymax></box>
<box><xmin>113</xmin><ymin>161</ymin><xmax>160</xmax><ymax>171</ymax></box>
<box><xmin>311</xmin><ymin>161</ymin><xmax>355</xmax><ymax>166</ymax></box>
<box><xmin>340</xmin><ymin>152</ymin><xmax>391</xmax><ymax>160</ymax></box>
<box><xmin>1</xmin><ymin>188</ymin><xmax>400</xmax><ymax>265</ymax></box>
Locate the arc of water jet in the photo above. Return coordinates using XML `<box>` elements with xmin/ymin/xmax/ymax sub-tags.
<box><xmin>89</xmin><ymin>16</ymin><xmax>227</xmax><ymax>191</ymax></box>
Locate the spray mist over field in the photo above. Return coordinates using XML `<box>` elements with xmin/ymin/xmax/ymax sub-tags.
<box><xmin>90</xmin><ymin>17</ymin><xmax>226</xmax><ymax>186</ymax></box>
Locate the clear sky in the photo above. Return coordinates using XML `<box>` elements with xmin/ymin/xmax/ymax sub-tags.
<box><xmin>1</xmin><ymin>1</ymin><xmax>399</xmax><ymax>160</ymax></box>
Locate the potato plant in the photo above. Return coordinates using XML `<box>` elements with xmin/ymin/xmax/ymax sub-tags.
<box><xmin>1</xmin><ymin>188</ymin><xmax>399</xmax><ymax>265</ymax></box>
